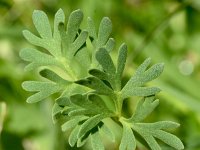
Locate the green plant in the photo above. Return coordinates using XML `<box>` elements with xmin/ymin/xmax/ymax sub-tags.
<box><xmin>20</xmin><ymin>9</ymin><xmax>184</xmax><ymax>150</ymax></box>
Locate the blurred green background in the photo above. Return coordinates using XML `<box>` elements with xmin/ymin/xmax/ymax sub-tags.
<box><xmin>0</xmin><ymin>0</ymin><xmax>200</xmax><ymax>149</ymax></box>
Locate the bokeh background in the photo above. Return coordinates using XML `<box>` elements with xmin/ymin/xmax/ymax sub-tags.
<box><xmin>0</xmin><ymin>0</ymin><xmax>200</xmax><ymax>149</ymax></box>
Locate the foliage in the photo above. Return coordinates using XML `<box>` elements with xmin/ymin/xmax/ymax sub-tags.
<box><xmin>20</xmin><ymin>9</ymin><xmax>184</xmax><ymax>150</ymax></box>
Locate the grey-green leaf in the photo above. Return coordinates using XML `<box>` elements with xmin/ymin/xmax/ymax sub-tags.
<box><xmin>78</xmin><ymin>114</ymin><xmax>105</xmax><ymax>138</ymax></box>
<box><xmin>75</xmin><ymin>77</ymin><xmax>113</xmax><ymax>95</ymax></box>
<box><xmin>67</xmin><ymin>9</ymin><xmax>83</xmax><ymax>43</ymax></box>
<box><xmin>97</xmin><ymin>17</ymin><xmax>112</xmax><ymax>47</ymax></box>
<box><xmin>22</xmin><ymin>81</ymin><xmax>61</xmax><ymax>103</ymax></box>
<box><xmin>105</xmin><ymin>38</ymin><xmax>115</xmax><ymax>52</ymax></box>
<box><xmin>62</xmin><ymin>116</ymin><xmax>88</xmax><ymax>131</ymax></box>
<box><xmin>87</xmin><ymin>17</ymin><xmax>97</xmax><ymax>39</ymax></box>
<box><xmin>129</xmin><ymin>96</ymin><xmax>159</xmax><ymax>122</ymax></box>
<box><xmin>40</xmin><ymin>69</ymin><xmax>70</xmax><ymax>85</ymax></box>
<box><xmin>54</xmin><ymin>9</ymin><xmax>65</xmax><ymax>39</ymax></box>
<box><xmin>122</xmin><ymin>87</ymin><xmax>161</xmax><ymax>99</ymax></box>
<box><xmin>116</xmin><ymin>43</ymin><xmax>127</xmax><ymax>80</ymax></box>
<box><xmin>100</xmin><ymin>123</ymin><xmax>115</xmax><ymax>142</ymax></box>
<box><xmin>153</xmin><ymin>130</ymin><xmax>184</xmax><ymax>150</ymax></box>
<box><xmin>32</xmin><ymin>10</ymin><xmax>52</xmax><ymax>39</ymax></box>
<box><xmin>119</xmin><ymin>123</ymin><xmax>136</xmax><ymax>150</ymax></box>
<box><xmin>96</xmin><ymin>48</ymin><xmax>116</xmax><ymax>75</ymax></box>
<box><xmin>91</xmin><ymin>131</ymin><xmax>105</xmax><ymax>150</ymax></box>
<box><xmin>69</xmin><ymin>125</ymin><xmax>81</xmax><ymax>147</ymax></box>
<box><xmin>19</xmin><ymin>48</ymin><xmax>58</xmax><ymax>71</ymax></box>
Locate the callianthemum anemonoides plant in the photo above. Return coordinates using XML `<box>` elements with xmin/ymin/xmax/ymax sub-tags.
<box><xmin>20</xmin><ymin>9</ymin><xmax>184</xmax><ymax>150</ymax></box>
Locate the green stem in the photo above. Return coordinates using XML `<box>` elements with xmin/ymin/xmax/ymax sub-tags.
<box><xmin>114</xmin><ymin>92</ymin><xmax>123</xmax><ymax>118</ymax></box>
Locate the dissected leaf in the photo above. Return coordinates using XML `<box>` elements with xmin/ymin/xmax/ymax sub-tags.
<box><xmin>121</xmin><ymin>58</ymin><xmax>164</xmax><ymax>98</ymax></box>
<box><xmin>119</xmin><ymin>122</ymin><xmax>136</xmax><ymax>150</ymax></box>
<box><xmin>78</xmin><ymin>114</ymin><xmax>106</xmax><ymax>138</ymax></box>
<box><xmin>91</xmin><ymin>131</ymin><xmax>105</xmax><ymax>150</ymax></box>
<box><xmin>32</xmin><ymin>10</ymin><xmax>52</xmax><ymax>39</ymax></box>
<box><xmin>22</xmin><ymin>81</ymin><xmax>62</xmax><ymax>103</ymax></box>
<box><xmin>132</xmin><ymin>122</ymin><xmax>184</xmax><ymax>150</ymax></box>
<box><xmin>69</xmin><ymin>125</ymin><xmax>81</xmax><ymax>147</ymax></box>
<box><xmin>19</xmin><ymin>48</ymin><xmax>59</xmax><ymax>71</ymax></box>
<box><xmin>96</xmin><ymin>48</ymin><xmax>116</xmax><ymax>75</ymax></box>
<box><xmin>100</xmin><ymin>123</ymin><xmax>115</xmax><ymax>142</ymax></box>
<box><xmin>75</xmin><ymin>77</ymin><xmax>113</xmax><ymax>95</ymax></box>
<box><xmin>40</xmin><ymin>68</ymin><xmax>71</xmax><ymax>84</ymax></box>
<box><xmin>129</xmin><ymin>96</ymin><xmax>159</xmax><ymax>122</ymax></box>
<box><xmin>62</xmin><ymin>116</ymin><xmax>88</xmax><ymax>131</ymax></box>
<box><xmin>21</xmin><ymin>8</ymin><xmax>183</xmax><ymax>150</ymax></box>
<box><xmin>116</xmin><ymin>43</ymin><xmax>127</xmax><ymax>85</ymax></box>
<box><xmin>97</xmin><ymin>17</ymin><xmax>112</xmax><ymax>47</ymax></box>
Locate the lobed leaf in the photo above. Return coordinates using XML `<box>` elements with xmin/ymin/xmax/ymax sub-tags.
<box><xmin>122</xmin><ymin>87</ymin><xmax>161</xmax><ymax>99</ymax></box>
<box><xmin>129</xmin><ymin>96</ymin><xmax>159</xmax><ymax>122</ymax></box>
<box><xmin>116</xmin><ymin>43</ymin><xmax>127</xmax><ymax>82</ymax></box>
<box><xmin>67</xmin><ymin>9</ymin><xmax>83</xmax><ymax>43</ymax></box>
<box><xmin>78</xmin><ymin>114</ymin><xmax>106</xmax><ymax>139</ymax></box>
<box><xmin>96</xmin><ymin>48</ymin><xmax>116</xmax><ymax>75</ymax></box>
<box><xmin>75</xmin><ymin>77</ymin><xmax>113</xmax><ymax>95</ymax></box>
<box><xmin>105</xmin><ymin>38</ymin><xmax>115</xmax><ymax>52</ymax></box>
<box><xmin>32</xmin><ymin>10</ymin><xmax>52</xmax><ymax>39</ymax></box>
<box><xmin>91</xmin><ymin>131</ymin><xmax>105</xmax><ymax>150</ymax></box>
<box><xmin>87</xmin><ymin>17</ymin><xmax>97</xmax><ymax>40</ymax></box>
<box><xmin>153</xmin><ymin>130</ymin><xmax>184</xmax><ymax>150</ymax></box>
<box><xmin>132</xmin><ymin>122</ymin><xmax>184</xmax><ymax>150</ymax></box>
<box><xmin>69</xmin><ymin>125</ymin><xmax>81</xmax><ymax>147</ymax></box>
<box><xmin>22</xmin><ymin>81</ymin><xmax>62</xmax><ymax>103</ymax></box>
<box><xmin>119</xmin><ymin>123</ymin><xmax>136</xmax><ymax>150</ymax></box>
<box><xmin>100</xmin><ymin>123</ymin><xmax>115</xmax><ymax>142</ymax></box>
<box><xmin>20</xmin><ymin>48</ymin><xmax>59</xmax><ymax>71</ymax></box>
<box><xmin>121</xmin><ymin>58</ymin><xmax>164</xmax><ymax>98</ymax></box>
<box><xmin>53</xmin><ymin>9</ymin><xmax>65</xmax><ymax>40</ymax></box>
<box><xmin>40</xmin><ymin>68</ymin><xmax>71</xmax><ymax>85</ymax></box>
<box><xmin>97</xmin><ymin>17</ymin><xmax>112</xmax><ymax>47</ymax></box>
<box><xmin>62</xmin><ymin>116</ymin><xmax>88</xmax><ymax>131</ymax></box>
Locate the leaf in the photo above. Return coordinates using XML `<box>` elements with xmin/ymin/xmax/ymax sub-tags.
<box><xmin>89</xmin><ymin>69</ymin><xmax>109</xmax><ymax>81</ymax></box>
<box><xmin>32</xmin><ymin>10</ymin><xmax>52</xmax><ymax>39</ymax></box>
<box><xmin>88</xmin><ymin>94</ymin><xmax>108</xmax><ymax>111</ymax></box>
<box><xmin>91</xmin><ymin>131</ymin><xmax>105</xmax><ymax>150</ymax></box>
<box><xmin>52</xmin><ymin>103</ymin><xmax>63</xmax><ymax>123</ymax></box>
<box><xmin>22</xmin><ymin>81</ymin><xmax>62</xmax><ymax>103</ymax></box>
<box><xmin>69</xmin><ymin>125</ymin><xmax>81</xmax><ymax>147</ymax></box>
<box><xmin>53</xmin><ymin>8</ymin><xmax>65</xmax><ymax>40</ymax></box>
<box><xmin>121</xmin><ymin>58</ymin><xmax>164</xmax><ymax>98</ymax></box>
<box><xmin>122</xmin><ymin>87</ymin><xmax>161</xmax><ymax>98</ymax></box>
<box><xmin>116</xmin><ymin>43</ymin><xmax>127</xmax><ymax>81</ymax></box>
<box><xmin>105</xmin><ymin>38</ymin><xmax>115</xmax><ymax>52</ymax></box>
<box><xmin>67</xmin><ymin>9</ymin><xmax>83</xmax><ymax>43</ymax></box>
<box><xmin>132</xmin><ymin>122</ymin><xmax>184</xmax><ymax>150</ymax></box>
<box><xmin>75</xmin><ymin>77</ymin><xmax>113</xmax><ymax>95</ymax></box>
<box><xmin>78</xmin><ymin>114</ymin><xmax>106</xmax><ymax>138</ymax></box>
<box><xmin>97</xmin><ymin>17</ymin><xmax>112</xmax><ymax>47</ymax></box>
<box><xmin>129</xmin><ymin>96</ymin><xmax>159</xmax><ymax>122</ymax></box>
<box><xmin>87</xmin><ymin>17</ymin><xmax>97</xmax><ymax>39</ymax></box>
<box><xmin>62</xmin><ymin>116</ymin><xmax>88</xmax><ymax>131</ymax></box>
<box><xmin>100</xmin><ymin>123</ymin><xmax>115</xmax><ymax>142</ymax></box>
<box><xmin>119</xmin><ymin>122</ymin><xmax>136</xmax><ymax>150</ymax></box>
<box><xmin>56</xmin><ymin>96</ymin><xmax>71</xmax><ymax>107</ymax></box>
<box><xmin>40</xmin><ymin>68</ymin><xmax>71</xmax><ymax>85</ymax></box>
<box><xmin>96</xmin><ymin>48</ymin><xmax>116</xmax><ymax>75</ymax></box>
<box><xmin>19</xmin><ymin>48</ymin><xmax>59</xmax><ymax>71</ymax></box>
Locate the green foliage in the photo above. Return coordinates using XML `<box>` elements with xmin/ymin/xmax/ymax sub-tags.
<box><xmin>20</xmin><ymin>9</ymin><xmax>184</xmax><ymax>150</ymax></box>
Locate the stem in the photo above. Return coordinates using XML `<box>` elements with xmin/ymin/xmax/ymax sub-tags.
<box><xmin>114</xmin><ymin>92</ymin><xmax>123</xmax><ymax>118</ymax></box>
